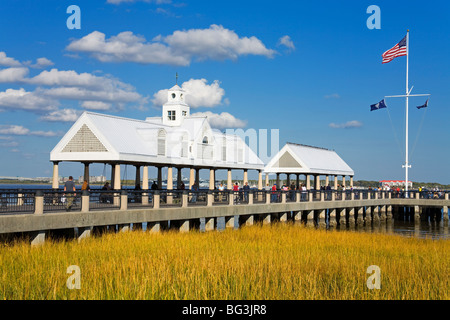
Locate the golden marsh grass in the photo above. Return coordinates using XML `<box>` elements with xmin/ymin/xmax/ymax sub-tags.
<box><xmin>0</xmin><ymin>223</ymin><xmax>448</xmax><ymax>300</ymax></box>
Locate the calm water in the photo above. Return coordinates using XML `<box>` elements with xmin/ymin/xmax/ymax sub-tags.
<box><xmin>1</xmin><ymin>184</ymin><xmax>449</xmax><ymax>240</ymax></box>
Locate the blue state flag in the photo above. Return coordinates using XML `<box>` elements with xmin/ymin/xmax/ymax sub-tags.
<box><xmin>370</xmin><ymin>99</ymin><xmax>387</xmax><ymax>111</ymax></box>
<box><xmin>417</xmin><ymin>99</ymin><xmax>429</xmax><ymax>109</ymax></box>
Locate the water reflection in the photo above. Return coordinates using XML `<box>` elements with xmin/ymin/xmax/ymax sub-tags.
<box><xmin>140</xmin><ymin>215</ymin><xmax>449</xmax><ymax>240</ymax></box>
<box><xmin>340</xmin><ymin>219</ymin><xmax>449</xmax><ymax>240</ymax></box>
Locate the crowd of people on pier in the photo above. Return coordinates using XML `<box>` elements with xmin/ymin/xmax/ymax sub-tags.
<box><xmin>49</xmin><ymin>174</ymin><xmax>448</xmax><ymax>211</ymax></box>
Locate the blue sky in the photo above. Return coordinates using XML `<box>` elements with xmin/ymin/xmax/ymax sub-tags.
<box><xmin>0</xmin><ymin>0</ymin><xmax>449</xmax><ymax>183</ymax></box>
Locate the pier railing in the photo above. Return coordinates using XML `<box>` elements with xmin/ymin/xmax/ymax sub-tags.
<box><xmin>0</xmin><ymin>188</ymin><xmax>449</xmax><ymax>215</ymax></box>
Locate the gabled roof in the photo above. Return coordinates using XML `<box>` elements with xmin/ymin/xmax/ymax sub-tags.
<box><xmin>264</xmin><ymin>142</ymin><xmax>354</xmax><ymax>176</ymax></box>
<box><xmin>50</xmin><ymin>111</ymin><xmax>264</xmax><ymax>170</ymax></box>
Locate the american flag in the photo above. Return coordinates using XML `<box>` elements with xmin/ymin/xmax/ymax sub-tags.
<box><xmin>382</xmin><ymin>36</ymin><xmax>407</xmax><ymax>64</ymax></box>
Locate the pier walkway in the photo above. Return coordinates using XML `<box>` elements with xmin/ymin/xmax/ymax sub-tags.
<box><xmin>0</xmin><ymin>189</ymin><xmax>448</xmax><ymax>245</ymax></box>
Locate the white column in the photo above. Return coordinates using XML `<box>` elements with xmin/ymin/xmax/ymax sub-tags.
<box><xmin>258</xmin><ymin>170</ymin><xmax>263</xmax><ymax>190</ymax></box>
<box><xmin>243</xmin><ymin>169</ymin><xmax>248</xmax><ymax>185</ymax></box>
<box><xmin>142</xmin><ymin>166</ymin><xmax>149</xmax><ymax>190</ymax></box>
<box><xmin>315</xmin><ymin>174</ymin><xmax>320</xmax><ymax>190</ymax></box>
<box><xmin>113</xmin><ymin>164</ymin><xmax>121</xmax><ymax>190</ymax></box>
<box><xmin>227</xmin><ymin>169</ymin><xmax>232</xmax><ymax>190</ymax></box>
<box><xmin>189</xmin><ymin>168</ymin><xmax>195</xmax><ymax>189</ymax></box>
<box><xmin>209</xmin><ymin>168</ymin><xmax>215</xmax><ymax>190</ymax></box>
<box><xmin>167</xmin><ymin>166</ymin><xmax>173</xmax><ymax>204</ymax></box>
<box><xmin>305</xmin><ymin>174</ymin><xmax>310</xmax><ymax>190</ymax></box>
<box><xmin>52</xmin><ymin>161</ymin><xmax>59</xmax><ymax>189</ymax></box>
<box><xmin>167</xmin><ymin>166</ymin><xmax>173</xmax><ymax>190</ymax></box>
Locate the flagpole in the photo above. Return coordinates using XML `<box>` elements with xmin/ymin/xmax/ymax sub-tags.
<box><xmin>404</xmin><ymin>29</ymin><xmax>410</xmax><ymax>196</ymax></box>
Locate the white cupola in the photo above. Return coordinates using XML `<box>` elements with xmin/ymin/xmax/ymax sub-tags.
<box><xmin>162</xmin><ymin>84</ymin><xmax>190</xmax><ymax>126</ymax></box>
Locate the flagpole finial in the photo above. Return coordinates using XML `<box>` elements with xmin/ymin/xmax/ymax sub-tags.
<box><xmin>175</xmin><ymin>72</ymin><xmax>178</xmax><ymax>85</ymax></box>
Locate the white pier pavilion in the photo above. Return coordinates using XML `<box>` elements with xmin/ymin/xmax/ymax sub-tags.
<box><xmin>264</xmin><ymin>142</ymin><xmax>354</xmax><ymax>189</ymax></box>
<box><xmin>50</xmin><ymin>84</ymin><xmax>264</xmax><ymax>190</ymax></box>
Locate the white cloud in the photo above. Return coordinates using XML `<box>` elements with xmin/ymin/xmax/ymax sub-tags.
<box><xmin>29</xmin><ymin>130</ymin><xmax>60</xmax><ymax>137</ymax></box>
<box><xmin>40</xmin><ymin>108</ymin><xmax>82</xmax><ymax>122</ymax></box>
<box><xmin>81</xmin><ymin>101</ymin><xmax>112</xmax><ymax>110</ymax></box>
<box><xmin>0</xmin><ymin>124</ymin><xmax>58</xmax><ymax>136</ymax></box>
<box><xmin>0</xmin><ymin>141</ymin><xmax>19</xmax><ymax>148</ymax></box>
<box><xmin>191</xmin><ymin>111</ymin><xmax>247</xmax><ymax>129</ymax></box>
<box><xmin>27</xmin><ymin>69</ymin><xmax>146</xmax><ymax>108</ymax></box>
<box><xmin>152</xmin><ymin>78</ymin><xmax>227</xmax><ymax>108</ymax></box>
<box><xmin>66</xmin><ymin>25</ymin><xmax>276</xmax><ymax>66</ymax></box>
<box><xmin>30</xmin><ymin>57</ymin><xmax>55</xmax><ymax>69</ymax></box>
<box><xmin>329</xmin><ymin>120</ymin><xmax>363</xmax><ymax>129</ymax></box>
<box><xmin>277</xmin><ymin>35</ymin><xmax>295</xmax><ymax>51</ymax></box>
<box><xmin>0</xmin><ymin>52</ymin><xmax>22</xmax><ymax>67</ymax></box>
<box><xmin>0</xmin><ymin>125</ymin><xmax>30</xmax><ymax>135</ymax></box>
<box><xmin>28</xmin><ymin>68</ymin><xmax>121</xmax><ymax>89</ymax></box>
<box><xmin>325</xmin><ymin>93</ymin><xmax>340</xmax><ymax>99</ymax></box>
<box><xmin>42</xmin><ymin>86</ymin><xmax>143</xmax><ymax>104</ymax></box>
<box><xmin>0</xmin><ymin>88</ymin><xmax>59</xmax><ymax>112</ymax></box>
<box><xmin>164</xmin><ymin>25</ymin><xmax>276</xmax><ymax>61</ymax></box>
<box><xmin>66</xmin><ymin>31</ymin><xmax>188</xmax><ymax>66</ymax></box>
<box><xmin>0</xmin><ymin>67</ymin><xmax>29</xmax><ymax>83</ymax></box>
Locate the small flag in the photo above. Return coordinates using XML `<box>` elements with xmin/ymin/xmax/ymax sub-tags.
<box><xmin>382</xmin><ymin>36</ymin><xmax>407</xmax><ymax>64</ymax></box>
<box><xmin>417</xmin><ymin>98</ymin><xmax>429</xmax><ymax>109</ymax></box>
<box><xmin>370</xmin><ymin>99</ymin><xmax>387</xmax><ymax>111</ymax></box>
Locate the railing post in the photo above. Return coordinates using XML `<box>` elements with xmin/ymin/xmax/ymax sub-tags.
<box><xmin>81</xmin><ymin>190</ymin><xmax>90</xmax><ymax>212</ymax></box>
<box><xmin>182</xmin><ymin>190</ymin><xmax>189</xmax><ymax>208</ymax></box>
<box><xmin>281</xmin><ymin>191</ymin><xmax>286</xmax><ymax>204</ymax></box>
<box><xmin>120</xmin><ymin>190</ymin><xmax>127</xmax><ymax>211</ymax></box>
<box><xmin>17</xmin><ymin>188</ymin><xmax>24</xmax><ymax>206</ymax></box>
<box><xmin>248</xmin><ymin>190</ymin><xmax>253</xmax><ymax>205</ymax></box>
<box><xmin>320</xmin><ymin>191</ymin><xmax>325</xmax><ymax>202</ymax></box>
<box><xmin>351</xmin><ymin>191</ymin><xmax>355</xmax><ymax>201</ymax></box>
<box><xmin>142</xmin><ymin>191</ymin><xmax>149</xmax><ymax>205</ymax></box>
<box><xmin>308</xmin><ymin>191</ymin><xmax>313</xmax><ymax>202</ymax></box>
<box><xmin>153</xmin><ymin>190</ymin><xmax>160</xmax><ymax>209</ymax></box>
<box><xmin>31</xmin><ymin>190</ymin><xmax>45</xmax><ymax>246</ymax></box>
<box><xmin>34</xmin><ymin>190</ymin><xmax>44</xmax><ymax>215</ymax></box>
<box><xmin>265</xmin><ymin>190</ymin><xmax>270</xmax><ymax>205</ymax></box>
<box><xmin>229</xmin><ymin>190</ymin><xmax>235</xmax><ymax>206</ymax></box>
<box><xmin>207</xmin><ymin>190</ymin><xmax>214</xmax><ymax>207</ymax></box>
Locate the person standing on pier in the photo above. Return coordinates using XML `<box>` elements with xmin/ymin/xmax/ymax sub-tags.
<box><xmin>64</xmin><ymin>176</ymin><xmax>76</xmax><ymax>212</ymax></box>
<box><xmin>243</xmin><ymin>182</ymin><xmax>250</xmax><ymax>203</ymax></box>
